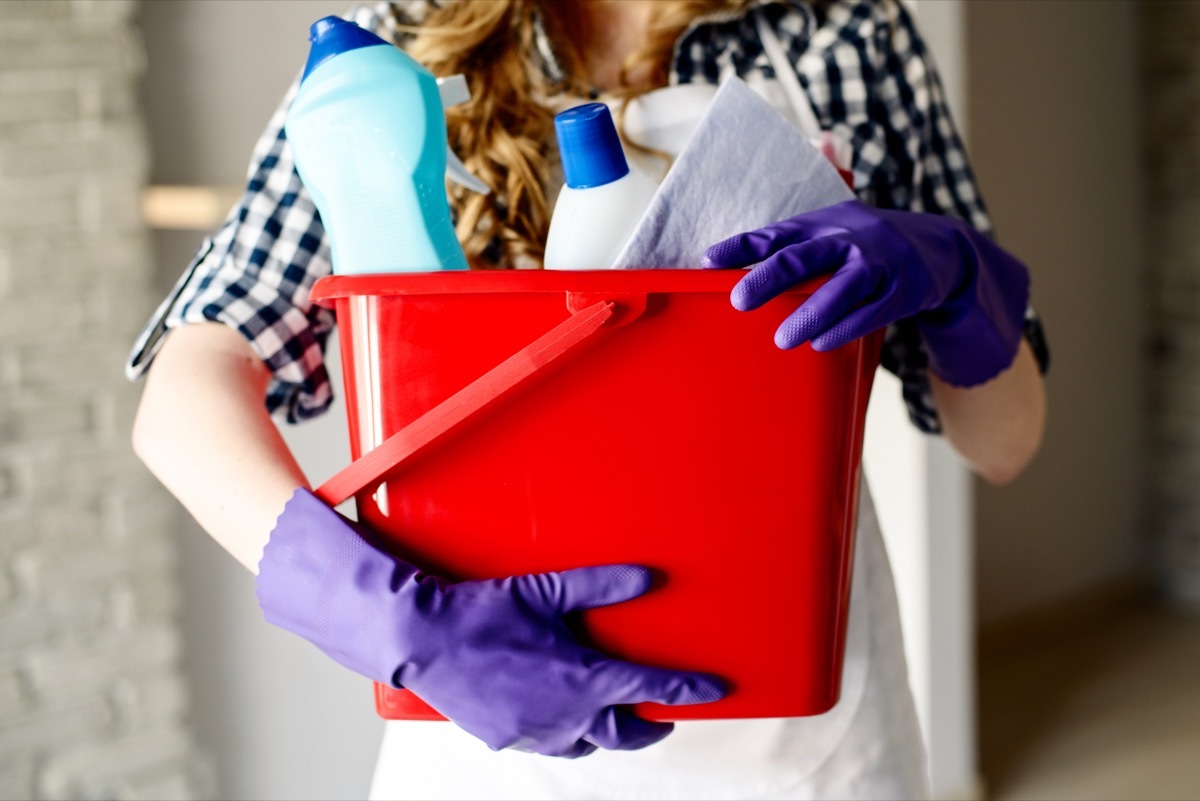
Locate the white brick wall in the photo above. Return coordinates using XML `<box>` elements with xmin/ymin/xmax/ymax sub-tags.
<box><xmin>1145</xmin><ymin>1</ymin><xmax>1200</xmax><ymax>611</ymax></box>
<box><xmin>0</xmin><ymin>1</ymin><xmax>205</xmax><ymax>798</ymax></box>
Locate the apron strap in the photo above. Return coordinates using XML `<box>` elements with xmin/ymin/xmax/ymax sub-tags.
<box><xmin>754</xmin><ymin>11</ymin><xmax>823</xmax><ymax>139</ymax></box>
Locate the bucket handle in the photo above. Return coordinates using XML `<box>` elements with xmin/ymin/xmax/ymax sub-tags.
<box><xmin>314</xmin><ymin>298</ymin><xmax>617</xmax><ymax>507</ymax></box>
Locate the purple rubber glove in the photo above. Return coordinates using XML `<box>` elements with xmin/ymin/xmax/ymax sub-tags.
<box><xmin>256</xmin><ymin>488</ymin><xmax>726</xmax><ymax>758</ymax></box>
<box><xmin>702</xmin><ymin>199</ymin><xmax>1030</xmax><ymax>387</ymax></box>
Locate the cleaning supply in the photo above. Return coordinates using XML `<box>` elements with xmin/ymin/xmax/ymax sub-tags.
<box><xmin>544</xmin><ymin>103</ymin><xmax>658</xmax><ymax>270</ymax></box>
<box><xmin>611</xmin><ymin>78</ymin><xmax>855</xmax><ymax>271</ymax></box>
<box><xmin>284</xmin><ymin>16</ymin><xmax>478</xmax><ymax>274</ymax></box>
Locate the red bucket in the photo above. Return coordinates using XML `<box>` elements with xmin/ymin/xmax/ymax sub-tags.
<box><xmin>310</xmin><ymin>269</ymin><xmax>881</xmax><ymax>722</ymax></box>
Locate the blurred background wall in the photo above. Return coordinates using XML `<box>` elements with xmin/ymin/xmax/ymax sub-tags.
<box><xmin>969</xmin><ymin>0</ymin><xmax>1145</xmax><ymax>627</ymax></box>
<box><xmin>0</xmin><ymin>1</ymin><xmax>204</xmax><ymax>798</ymax></box>
<box><xmin>1144</xmin><ymin>1</ymin><xmax>1200</xmax><ymax>613</ymax></box>
<box><xmin>3</xmin><ymin>0</ymin><xmax>1199</xmax><ymax>800</ymax></box>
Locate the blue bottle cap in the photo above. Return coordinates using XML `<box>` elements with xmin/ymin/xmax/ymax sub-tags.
<box><xmin>301</xmin><ymin>16</ymin><xmax>390</xmax><ymax>82</ymax></box>
<box><xmin>555</xmin><ymin>103</ymin><xmax>630</xmax><ymax>189</ymax></box>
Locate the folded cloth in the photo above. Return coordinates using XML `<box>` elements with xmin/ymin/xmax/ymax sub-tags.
<box><xmin>613</xmin><ymin>76</ymin><xmax>854</xmax><ymax>270</ymax></box>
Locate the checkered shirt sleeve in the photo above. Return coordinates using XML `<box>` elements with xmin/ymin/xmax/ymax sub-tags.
<box><xmin>674</xmin><ymin>0</ymin><xmax>1049</xmax><ymax>433</ymax></box>
<box><xmin>125</xmin><ymin>2</ymin><xmax>427</xmax><ymax>422</ymax></box>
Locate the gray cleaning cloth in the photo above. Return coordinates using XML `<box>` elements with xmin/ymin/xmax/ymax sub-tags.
<box><xmin>612</xmin><ymin>76</ymin><xmax>855</xmax><ymax>270</ymax></box>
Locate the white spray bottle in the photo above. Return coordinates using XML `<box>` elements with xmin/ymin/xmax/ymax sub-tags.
<box><xmin>544</xmin><ymin>103</ymin><xmax>657</xmax><ymax>270</ymax></box>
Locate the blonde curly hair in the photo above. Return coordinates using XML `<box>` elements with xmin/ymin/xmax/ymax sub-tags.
<box><xmin>398</xmin><ymin>1</ymin><xmax>757</xmax><ymax>269</ymax></box>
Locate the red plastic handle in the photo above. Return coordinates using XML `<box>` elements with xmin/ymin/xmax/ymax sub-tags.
<box><xmin>314</xmin><ymin>299</ymin><xmax>616</xmax><ymax>507</ymax></box>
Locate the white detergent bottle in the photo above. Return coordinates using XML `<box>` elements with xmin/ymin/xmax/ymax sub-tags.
<box><xmin>544</xmin><ymin>103</ymin><xmax>657</xmax><ymax>270</ymax></box>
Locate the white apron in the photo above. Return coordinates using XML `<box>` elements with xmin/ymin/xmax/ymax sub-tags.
<box><xmin>368</xmin><ymin>22</ymin><xmax>930</xmax><ymax>801</ymax></box>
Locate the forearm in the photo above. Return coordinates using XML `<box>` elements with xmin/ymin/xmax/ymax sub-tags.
<box><xmin>929</xmin><ymin>339</ymin><xmax>1046</xmax><ymax>485</ymax></box>
<box><xmin>132</xmin><ymin>322</ymin><xmax>309</xmax><ymax>572</ymax></box>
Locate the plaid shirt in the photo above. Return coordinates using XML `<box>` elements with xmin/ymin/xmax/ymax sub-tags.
<box><xmin>127</xmin><ymin>0</ymin><xmax>1049</xmax><ymax>430</ymax></box>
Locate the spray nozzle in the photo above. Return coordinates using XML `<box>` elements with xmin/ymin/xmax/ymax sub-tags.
<box><xmin>436</xmin><ymin>74</ymin><xmax>491</xmax><ymax>196</ymax></box>
<box><xmin>301</xmin><ymin>17</ymin><xmax>490</xmax><ymax>196</ymax></box>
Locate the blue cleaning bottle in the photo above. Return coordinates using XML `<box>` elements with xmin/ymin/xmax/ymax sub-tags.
<box><xmin>285</xmin><ymin>16</ymin><xmax>468</xmax><ymax>274</ymax></box>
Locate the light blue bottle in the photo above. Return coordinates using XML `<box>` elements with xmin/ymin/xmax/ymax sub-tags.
<box><xmin>285</xmin><ymin>16</ymin><xmax>468</xmax><ymax>274</ymax></box>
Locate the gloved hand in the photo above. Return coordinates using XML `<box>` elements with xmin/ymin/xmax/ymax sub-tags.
<box><xmin>256</xmin><ymin>488</ymin><xmax>726</xmax><ymax>758</ymax></box>
<box><xmin>701</xmin><ymin>199</ymin><xmax>1030</xmax><ymax>387</ymax></box>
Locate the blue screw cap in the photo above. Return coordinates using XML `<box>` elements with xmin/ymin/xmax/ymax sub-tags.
<box><xmin>555</xmin><ymin>103</ymin><xmax>630</xmax><ymax>189</ymax></box>
<box><xmin>301</xmin><ymin>16</ymin><xmax>390</xmax><ymax>82</ymax></box>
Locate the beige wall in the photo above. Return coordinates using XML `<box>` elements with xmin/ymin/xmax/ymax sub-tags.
<box><xmin>967</xmin><ymin>1</ymin><xmax>1146</xmax><ymax>624</ymax></box>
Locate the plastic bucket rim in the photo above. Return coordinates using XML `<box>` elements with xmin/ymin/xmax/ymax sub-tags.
<box><xmin>310</xmin><ymin>268</ymin><xmax>830</xmax><ymax>306</ymax></box>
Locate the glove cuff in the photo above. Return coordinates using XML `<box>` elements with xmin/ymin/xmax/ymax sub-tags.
<box><xmin>916</xmin><ymin>233</ymin><xmax>1031</xmax><ymax>388</ymax></box>
<box><xmin>256</xmin><ymin>488</ymin><xmax>415</xmax><ymax>685</ymax></box>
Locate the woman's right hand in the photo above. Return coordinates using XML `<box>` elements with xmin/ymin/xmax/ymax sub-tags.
<box><xmin>256</xmin><ymin>488</ymin><xmax>727</xmax><ymax>758</ymax></box>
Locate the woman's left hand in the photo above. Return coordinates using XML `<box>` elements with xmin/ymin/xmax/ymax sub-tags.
<box><xmin>701</xmin><ymin>199</ymin><xmax>1030</xmax><ymax>388</ymax></box>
